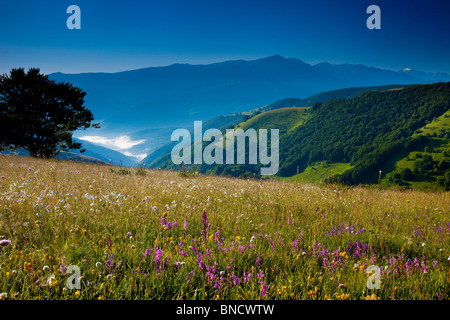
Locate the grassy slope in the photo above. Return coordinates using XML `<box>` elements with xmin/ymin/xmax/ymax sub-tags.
<box><xmin>279</xmin><ymin>161</ymin><xmax>353</xmax><ymax>183</ymax></box>
<box><xmin>379</xmin><ymin>110</ymin><xmax>450</xmax><ymax>191</ymax></box>
<box><xmin>238</xmin><ymin>107</ymin><xmax>311</xmax><ymax>132</ymax></box>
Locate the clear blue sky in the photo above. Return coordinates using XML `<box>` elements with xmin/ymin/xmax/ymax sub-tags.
<box><xmin>1</xmin><ymin>0</ymin><xmax>449</xmax><ymax>74</ymax></box>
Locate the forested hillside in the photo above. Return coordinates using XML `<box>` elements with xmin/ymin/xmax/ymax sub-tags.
<box><xmin>150</xmin><ymin>82</ymin><xmax>450</xmax><ymax>190</ymax></box>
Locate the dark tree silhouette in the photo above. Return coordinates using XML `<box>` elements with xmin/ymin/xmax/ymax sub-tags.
<box><xmin>0</xmin><ymin>68</ymin><xmax>99</xmax><ymax>157</ymax></box>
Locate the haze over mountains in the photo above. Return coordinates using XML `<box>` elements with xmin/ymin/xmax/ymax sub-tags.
<box><xmin>48</xmin><ymin>55</ymin><xmax>450</xmax><ymax>163</ymax></box>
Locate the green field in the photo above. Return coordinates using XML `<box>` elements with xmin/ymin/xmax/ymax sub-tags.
<box><xmin>0</xmin><ymin>155</ymin><xmax>448</xmax><ymax>300</ymax></box>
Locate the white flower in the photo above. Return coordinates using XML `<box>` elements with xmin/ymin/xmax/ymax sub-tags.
<box><xmin>421</xmin><ymin>243</ymin><xmax>426</xmax><ymax>247</ymax></box>
<box><xmin>43</xmin><ymin>265</ymin><xmax>50</xmax><ymax>271</ymax></box>
<box><xmin>0</xmin><ymin>292</ymin><xmax>8</xmax><ymax>300</ymax></box>
<box><xmin>95</xmin><ymin>262</ymin><xmax>102</xmax><ymax>267</ymax></box>
<box><xmin>107</xmin><ymin>274</ymin><xmax>113</xmax><ymax>279</ymax></box>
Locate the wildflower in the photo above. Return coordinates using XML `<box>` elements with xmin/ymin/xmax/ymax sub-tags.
<box><xmin>95</xmin><ymin>262</ymin><xmax>102</xmax><ymax>267</ymax></box>
<box><xmin>127</xmin><ymin>232</ymin><xmax>132</xmax><ymax>237</ymax></box>
<box><xmin>74</xmin><ymin>290</ymin><xmax>80</xmax><ymax>299</ymax></box>
<box><xmin>261</xmin><ymin>283</ymin><xmax>268</xmax><ymax>298</ymax></box>
<box><xmin>59</xmin><ymin>264</ymin><xmax>67</xmax><ymax>274</ymax></box>
<box><xmin>243</xmin><ymin>270</ymin><xmax>252</xmax><ymax>283</ymax></box>
<box><xmin>256</xmin><ymin>253</ymin><xmax>262</xmax><ymax>266</ymax></box>
<box><xmin>0</xmin><ymin>292</ymin><xmax>7</xmax><ymax>300</ymax></box>
<box><xmin>183</xmin><ymin>218</ymin><xmax>188</xmax><ymax>230</ymax></box>
<box><xmin>43</xmin><ymin>265</ymin><xmax>50</xmax><ymax>271</ymax></box>
<box><xmin>338</xmin><ymin>283</ymin><xmax>345</xmax><ymax>288</ymax></box>
<box><xmin>0</xmin><ymin>239</ymin><xmax>11</xmax><ymax>246</ymax></box>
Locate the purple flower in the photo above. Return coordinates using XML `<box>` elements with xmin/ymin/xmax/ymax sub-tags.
<box><xmin>59</xmin><ymin>264</ymin><xmax>67</xmax><ymax>274</ymax></box>
<box><xmin>183</xmin><ymin>218</ymin><xmax>188</xmax><ymax>230</ymax></box>
<box><xmin>201</xmin><ymin>210</ymin><xmax>210</xmax><ymax>242</ymax></box>
<box><xmin>127</xmin><ymin>232</ymin><xmax>132</xmax><ymax>237</ymax></box>
<box><xmin>186</xmin><ymin>271</ymin><xmax>194</xmax><ymax>284</ymax></box>
<box><xmin>256</xmin><ymin>253</ymin><xmax>262</xmax><ymax>266</ymax></box>
<box><xmin>144</xmin><ymin>247</ymin><xmax>153</xmax><ymax>257</ymax></box>
<box><xmin>0</xmin><ymin>239</ymin><xmax>11</xmax><ymax>246</ymax></box>
<box><xmin>243</xmin><ymin>270</ymin><xmax>252</xmax><ymax>283</ymax></box>
<box><xmin>202</xmin><ymin>210</ymin><xmax>208</xmax><ymax>227</ymax></box>
<box><xmin>261</xmin><ymin>282</ymin><xmax>268</xmax><ymax>297</ymax></box>
<box><xmin>231</xmin><ymin>274</ymin><xmax>241</xmax><ymax>286</ymax></box>
<box><xmin>257</xmin><ymin>271</ymin><xmax>265</xmax><ymax>284</ymax></box>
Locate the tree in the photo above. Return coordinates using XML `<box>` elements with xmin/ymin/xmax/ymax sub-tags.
<box><xmin>400</xmin><ymin>168</ymin><xmax>414</xmax><ymax>181</ymax></box>
<box><xmin>0</xmin><ymin>68</ymin><xmax>98</xmax><ymax>157</ymax></box>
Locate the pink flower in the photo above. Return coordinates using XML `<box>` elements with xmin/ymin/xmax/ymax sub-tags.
<box><xmin>0</xmin><ymin>239</ymin><xmax>11</xmax><ymax>246</ymax></box>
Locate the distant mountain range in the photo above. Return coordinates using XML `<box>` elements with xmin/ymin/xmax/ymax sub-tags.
<box><xmin>47</xmin><ymin>55</ymin><xmax>450</xmax><ymax>163</ymax></box>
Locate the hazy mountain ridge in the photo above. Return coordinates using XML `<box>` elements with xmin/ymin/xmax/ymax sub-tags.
<box><xmin>47</xmin><ymin>56</ymin><xmax>450</xmax><ymax>167</ymax></box>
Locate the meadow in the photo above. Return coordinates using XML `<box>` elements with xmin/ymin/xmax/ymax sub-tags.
<box><xmin>0</xmin><ymin>155</ymin><xmax>448</xmax><ymax>300</ymax></box>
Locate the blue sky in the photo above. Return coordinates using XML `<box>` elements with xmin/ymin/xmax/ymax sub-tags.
<box><xmin>1</xmin><ymin>0</ymin><xmax>449</xmax><ymax>74</ymax></box>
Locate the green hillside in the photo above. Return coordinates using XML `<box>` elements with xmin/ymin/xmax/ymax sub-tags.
<box><xmin>379</xmin><ymin>109</ymin><xmax>450</xmax><ymax>190</ymax></box>
<box><xmin>149</xmin><ymin>82</ymin><xmax>450</xmax><ymax>190</ymax></box>
<box><xmin>147</xmin><ymin>84</ymin><xmax>404</xmax><ymax>168</ymax></box>
<box><xmin>278</xmin><ymin>82</ymin><xmax>450</xmax><ymax>190</ymax></box>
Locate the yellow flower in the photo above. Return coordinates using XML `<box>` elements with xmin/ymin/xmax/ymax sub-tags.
<box><xmin>215</xmin><ymin>295</ymin><xmax>220</xmax><ymax>300</ymax></box>
<box><xmin>290</xmin><ymin>293</ymin><xmax>295</xmax><ymax>298</ymax></box>
<box><xmin>282</xmin><ymin>286</ymin><xmax>287</xmax><ymax>291</ymax></box>
<box><xmin>98</xmin><ymin>296</ymin><xmax>106</xmax><ymax>300</ymax></box>
<box><xmin>163</xmin><ymin>212</ymin><xmax>168</xmax><ymax>216</ymax></box>
<box><xmin>337</xmin><ymin>293</ymin><xmax>350</xmax><ymax>300</ymax></box>
<box><xmin>23</xmin><ymin>262</ymin><xmax>32</xmax><ymax>273</ymax></box>
<box><xmin>74</xmin><ymin>290</ymin><xmax>80</xmax><ymax>299</ymax></box>
<box><xmin>82</xmin><ymin>229</ymin><xmax>87</xmax><ymax>234</ymax></box>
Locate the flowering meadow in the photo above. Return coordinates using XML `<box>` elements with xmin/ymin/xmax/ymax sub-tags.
<box><xmin>0</xmin><ymin>155</ymin><xmax>449</xmax><ymax>300</ymax></box>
